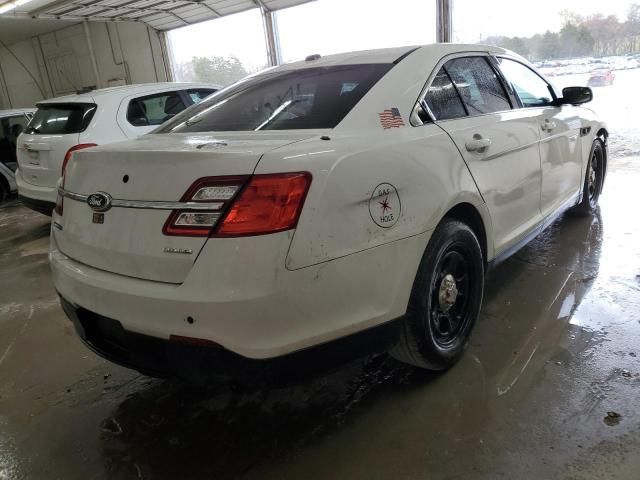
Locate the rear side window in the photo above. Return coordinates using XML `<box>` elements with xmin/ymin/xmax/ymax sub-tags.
<box><xmin>127</xmin><ymin>91</ymin><xmax>187</xmax><ymax>127</ymax></box>
<box><xmin>25</xmin><ymin>103</ymin><xmax>96</xmax><ymax>135</ymax></box>
<box><xmin>187</xmin><ymin>89</ymin><xmax>217</xmax><ymax>103</ymax></box>
<box><xmin>158</xmin><ymin>64</ymin><xmax>393</xmax><ymax>133</ymax></box>
<box><xmin>498</xmin><ymin>58</ymin><xmax>554</xmax><ymax>108</ymax></box>
<box><xmin>444</xmin><ymin>57</ymin><xmax>511</xmax><ymax>115</ymax></box>
<box><xmin>425</xmin><ymin>68</ymin><xmax>467</xmax><ymax>121</ymax></box>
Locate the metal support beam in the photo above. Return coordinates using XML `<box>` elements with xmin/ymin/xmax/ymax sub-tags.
<box><xmin>83</xmin><ymin>20</ymin><xmax>102</xmax><ymax>88</ymax></box>
<box><xmin>261</xmin><ymin>7</ymin><xmax>282</xmax><ymax>66</ymax></box>
<box><xmin>436</xmin><ymin>0</ymin><xmax>452</xmax><ymax>43</ymax></box>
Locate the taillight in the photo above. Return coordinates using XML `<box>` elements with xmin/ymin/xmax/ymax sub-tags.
<box><xmin>163</xmin><ymin>172</ymin><xmax>312</xmax><ymax>237</ymax></box>
<box><xmin>163</xmin><ymin>176</ymin><xmax>249</xmax><ymax>237</ymax></box>
<box><xmin>61</xmin><ymin>143</ymin><xmax>97</xmax><ymax>176</ymax></box>
<box><xmin>215</xmin><ymin>172</ymin><xmax>312</xmax><ymax>237</ymax></box>
<box><xmin>54</xmin><ymin>184</ymin><xmax>64</xmax><ymax>216</ymax></box>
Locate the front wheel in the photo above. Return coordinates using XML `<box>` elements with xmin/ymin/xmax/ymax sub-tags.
<box><xmin>390</xmin><ymin>219</ymin><xmax>484</xmax><ymax>370</ymax></box>
<box><xmin>573</xmin><ymin>139</ymin><xmax>605</xmax><ymax>215</ymax></box>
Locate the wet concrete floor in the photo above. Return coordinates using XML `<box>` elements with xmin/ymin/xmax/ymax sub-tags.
<box><xmin>1</xmin><ymin>158</ymin><xmax>640</xmax><ymax>479</ymax></box>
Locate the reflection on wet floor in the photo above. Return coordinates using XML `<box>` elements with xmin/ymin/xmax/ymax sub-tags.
<box><xmin>1</xmin><ymin>161</ymin><xmax>640</xmax><ymax>479</ymax></box>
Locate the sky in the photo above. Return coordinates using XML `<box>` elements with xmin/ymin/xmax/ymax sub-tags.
<box><xmin>168</xmin><ymin>0</ymin><xmax>636</xmax><ymax>71</ymax></box>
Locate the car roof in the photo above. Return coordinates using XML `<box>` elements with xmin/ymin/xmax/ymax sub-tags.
<box><xmin>0</xmin><ymin>108</ymin><xmax>36</xmax><ymax>117</ymax></box>
<box><xmin>274</xmin><ymin>43</ymin><xmax>517</xmax><ymax>71</ymax></box>
<box><xmin>38</xmin><ymin>82</ymin><xmax>222</xmax><ymax>105</ymax></box>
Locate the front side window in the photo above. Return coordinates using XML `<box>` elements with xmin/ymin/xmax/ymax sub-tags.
<box><xmin>498</xmin><ymin>58</ymin><xmax>554</xmax><ymax>108</ymax></box>
<box><xmin>127</xmin><ymin>91</ymin><xmax>187</xmax><ymax>127</ymax></box>
<box><xmin>25</xmin><ymin>103</ymin><xmax>96</xmax><ymax>135</ymax></box>
<box><xmin>158</xmin><ymin>64</ymin><xmax>393</xmax><ymax>133</ymax></box>
<box><xmin>425</xmin><ymin>67</ymin><xmax>467</xmax><ymax>121</ymax></box>
<box><xmin>444</xmin><ymin>57</ymin><xmax>511</xmax><ymax>115</ymax></box>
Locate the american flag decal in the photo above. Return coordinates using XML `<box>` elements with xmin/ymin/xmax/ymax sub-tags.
<box><xmin>378</xmin><ymin>107</ymin><xmax>405</xmax><ymax>129</ymax></box>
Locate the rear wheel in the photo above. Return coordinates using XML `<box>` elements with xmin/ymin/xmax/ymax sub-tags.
<box><xmin>391</xmin><ymin>219</ymin><xmax>484</xmax><ymax>370</ymax></box>
<box><xmin>573</xmin><ymin>139</ymin><xmax>604</xmax><ymax>215</ymax></box>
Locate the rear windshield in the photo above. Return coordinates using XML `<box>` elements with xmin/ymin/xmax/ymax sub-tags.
<box><xmin>25</xmin><ymin>103</ymin><xmax>96</xmax><ymax>135</ymax></box>
<box><xmin>157</xmin><ymin>64</ymin><xmax>393</xmax><ymax>133</ymax></box>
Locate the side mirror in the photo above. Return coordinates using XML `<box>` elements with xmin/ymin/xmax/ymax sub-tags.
<box><xmin>560</xmin><ymin>86</ymin><xmax>593</xmax><ymax>105</ymax></box>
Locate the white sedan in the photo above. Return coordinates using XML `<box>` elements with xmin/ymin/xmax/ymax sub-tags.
<box><xmin>50</xmin><ymin>44</ymin><xmax>607</xmax><ymax>380</ymax></box>
<box><xmin>16</xmin><ymin>82</ymin><xmax>219</xmax><ymax>215</ymax></box>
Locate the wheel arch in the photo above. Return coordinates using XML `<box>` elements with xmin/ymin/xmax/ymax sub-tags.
<box><xmin>442</xmin><ymin>202</ymin><xmax>489</xmax><ymax>265</ymax></box>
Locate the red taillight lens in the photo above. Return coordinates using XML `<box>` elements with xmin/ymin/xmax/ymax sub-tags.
<box><xmin>54</xmin><ymin>185</ymin><xmax>64</xmax><ymax>216</ymax></box>
<box><xmin>163</xmin><ymin>176</ymin><xmax>249</xmax><ymax>237</ymax></box>
<box><xmin>163</xmin><ymin>172</ymin><xmax>312</xmax><ymax>237</ymax></box>
<box><xmin>56</xmin><ymin>144</ymin><xmax>96</xmax><ymax>215</ymax></box>
<box><xmin>215</xmin><ymin>172</ymin><xmax>312</xmax><ymax>237</ymax></box>
<box><xmin>61</xmin><ymin>143</ymin><xmax>97</xmax><ymax>176</ymax></box>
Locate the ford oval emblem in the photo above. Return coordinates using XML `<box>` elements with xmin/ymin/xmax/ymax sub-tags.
<box><xmin>87</xmin><ymin>192</ymin><xmax>113</xmax><ymax>212</ymax></box>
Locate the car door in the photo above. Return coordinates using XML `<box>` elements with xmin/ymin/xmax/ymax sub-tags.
<box><xmin>496</xmin><ymin>57</ymin><xmax>582</xmax><ymax>218</ymax></box>
<box><xmin>425</xmin><ymin>55</ymin><xmax>543</xmax><ymax>254</ymax></box>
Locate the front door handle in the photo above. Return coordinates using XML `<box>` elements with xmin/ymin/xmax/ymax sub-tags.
<box><xmin>465</xmin><ymin>135</ymin><xmax>492</xmax><ymax>153</ymax></box>
<box><xmin>541</xmin><ymin>119</ymin><xmax>557</xmax><ymax>132</ymax></box>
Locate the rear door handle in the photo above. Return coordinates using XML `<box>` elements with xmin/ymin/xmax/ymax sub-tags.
<box><xmin>465</xmin><ymin>136</ymin><xmax>492</xmax><ymax>153</ymax></box>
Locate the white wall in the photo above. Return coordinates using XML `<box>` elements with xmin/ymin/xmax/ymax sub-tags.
<box><xmin>0</xmin><ymin>37</ymin><xmax>48</xmax><ymax>109</ymax></box>
<box><xmin>0</xmin><ymin>21</ymin><xmax>169</xmax><ymax>109</ymax></box>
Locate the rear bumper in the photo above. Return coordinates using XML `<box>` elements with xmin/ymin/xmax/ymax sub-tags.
<box><xmin>15</xmin><ymin>169</ymin><xmax>56</xmax><ymax>214</ymax></box>
<box><xmin>18</xmin><ymin>195</ymin><xmax>55</xmax><ymax>216</ymax></box>
<box><xmin>50</xmin><ymin>225</ymin><xmax>429</xmax><ymax>361</ymax></box>
<box><xmin>59</xmin><ymin>295</ymin><xmax>400</xmax><ymax>382</ymax></box>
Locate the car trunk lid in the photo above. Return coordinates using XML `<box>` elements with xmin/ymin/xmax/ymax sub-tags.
<box><xmin>55</xmin><ymin>132</ymin><xmax>314</xmax><ymax>284</ymax></box>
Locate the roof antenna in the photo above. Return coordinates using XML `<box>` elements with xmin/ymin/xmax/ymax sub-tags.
<box><xmin>305</xmin><ymin>54</ymin><xmax>321</xmax><ymax>62</ymax></box>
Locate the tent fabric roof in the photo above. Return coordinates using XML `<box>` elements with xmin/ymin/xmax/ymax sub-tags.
<box><xmin>0</xmin><ymin>0</ymin><xmax>313</xmax><ymax>31</ymax></box>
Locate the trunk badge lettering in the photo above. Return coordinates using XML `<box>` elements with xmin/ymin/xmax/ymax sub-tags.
<box><xmin>163</xmin><ymin>247</ymin><xmax>193</xmax><ymax>255</ymax></box>
<box><xmin>87</xmin><ymin>192</ymin><xmax>113</xmax><ymax>212</ymax></box>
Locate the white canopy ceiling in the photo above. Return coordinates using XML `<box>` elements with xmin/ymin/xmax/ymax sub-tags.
<box><xmin>0</xmin><ymin>0</ymin><xmax>315</xmax><ymax>44</ymax></box>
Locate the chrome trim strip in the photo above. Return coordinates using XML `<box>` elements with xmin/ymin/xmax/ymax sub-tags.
<box><xmin>59</xmin><ymin>188</ymin><xmax>223</xmax><ymax>211</ymax></box>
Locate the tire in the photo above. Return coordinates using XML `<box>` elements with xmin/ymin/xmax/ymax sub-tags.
<box><xmin>0</xmin><ymin>180</ymin><xmax>8</xmax><ymax>204</ymax></box>
<box><xmin>573</xmin><ymin>139</ymin><xmax>605</xmax><ymax>215</ymax></box>
<box><xmin>390</xmin><ymin>219</ymin><xmax>484</xmax><ymax>370</ymax></box>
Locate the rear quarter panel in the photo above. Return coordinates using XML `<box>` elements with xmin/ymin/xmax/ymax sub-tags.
<box><xmin>257</xmin><ymin>125</ymin><xmax>489</xmax><ymax>271</ymax></box>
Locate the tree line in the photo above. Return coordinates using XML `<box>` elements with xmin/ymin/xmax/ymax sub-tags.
<box><xmin>174</xmin><ymin>56</ymin><xmax>251</xmax><ymax>86</ymax></box>
<box><xmin>482</xmin><ymin>4</ymin><xmax>640</xmax><ymax>60</ymax></box>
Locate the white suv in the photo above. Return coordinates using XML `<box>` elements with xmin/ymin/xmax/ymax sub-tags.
<box><xmin>16</xmin><ymin>83</ymin><xmax>219</xmax><ymax>214</ymax></box>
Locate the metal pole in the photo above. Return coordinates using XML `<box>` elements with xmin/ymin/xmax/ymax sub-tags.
<box><xmin>158</xmin><ymin>31</ymin><xmax>175</xmax><ymax>82</ymax></box>
<box><xmin>437</xmin><ymin>0</ymin><xmax>453</xmax><ymax>43</ymax></box>
<box><xmin>261</xmin><ymin>7</ymin><xmax>282</xmax><ymax>66</ymax></box>
<box><xmin>83</xmin><ymin>21</ymin><xmax>102</xmax><ymax>89</ymax></box>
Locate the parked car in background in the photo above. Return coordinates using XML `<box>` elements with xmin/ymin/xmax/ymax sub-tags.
<box><xmin>50</xmin><ymin>44</ymin><xmax>607</xmax><ymax>382</ymax></box>
<box><xmin>588</xmin><ymin>68</ymin><xmax>615</xmax><ymax>86</ymax></box>
<box><xmin>0</xmin><ymin>108</ymin><xmax>35</xmax><ymax>202</ymax></box>
<box><xmin>16</xmin><ymin>83</ymin><xmax>220</xmax><ymax>214</ymax></box>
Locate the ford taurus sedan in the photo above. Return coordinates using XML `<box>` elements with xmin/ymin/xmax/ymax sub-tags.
<box><xmin>50</xmin><ymin>44</ymin><xmax>607</xmax><ymax>380</ymax></box>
